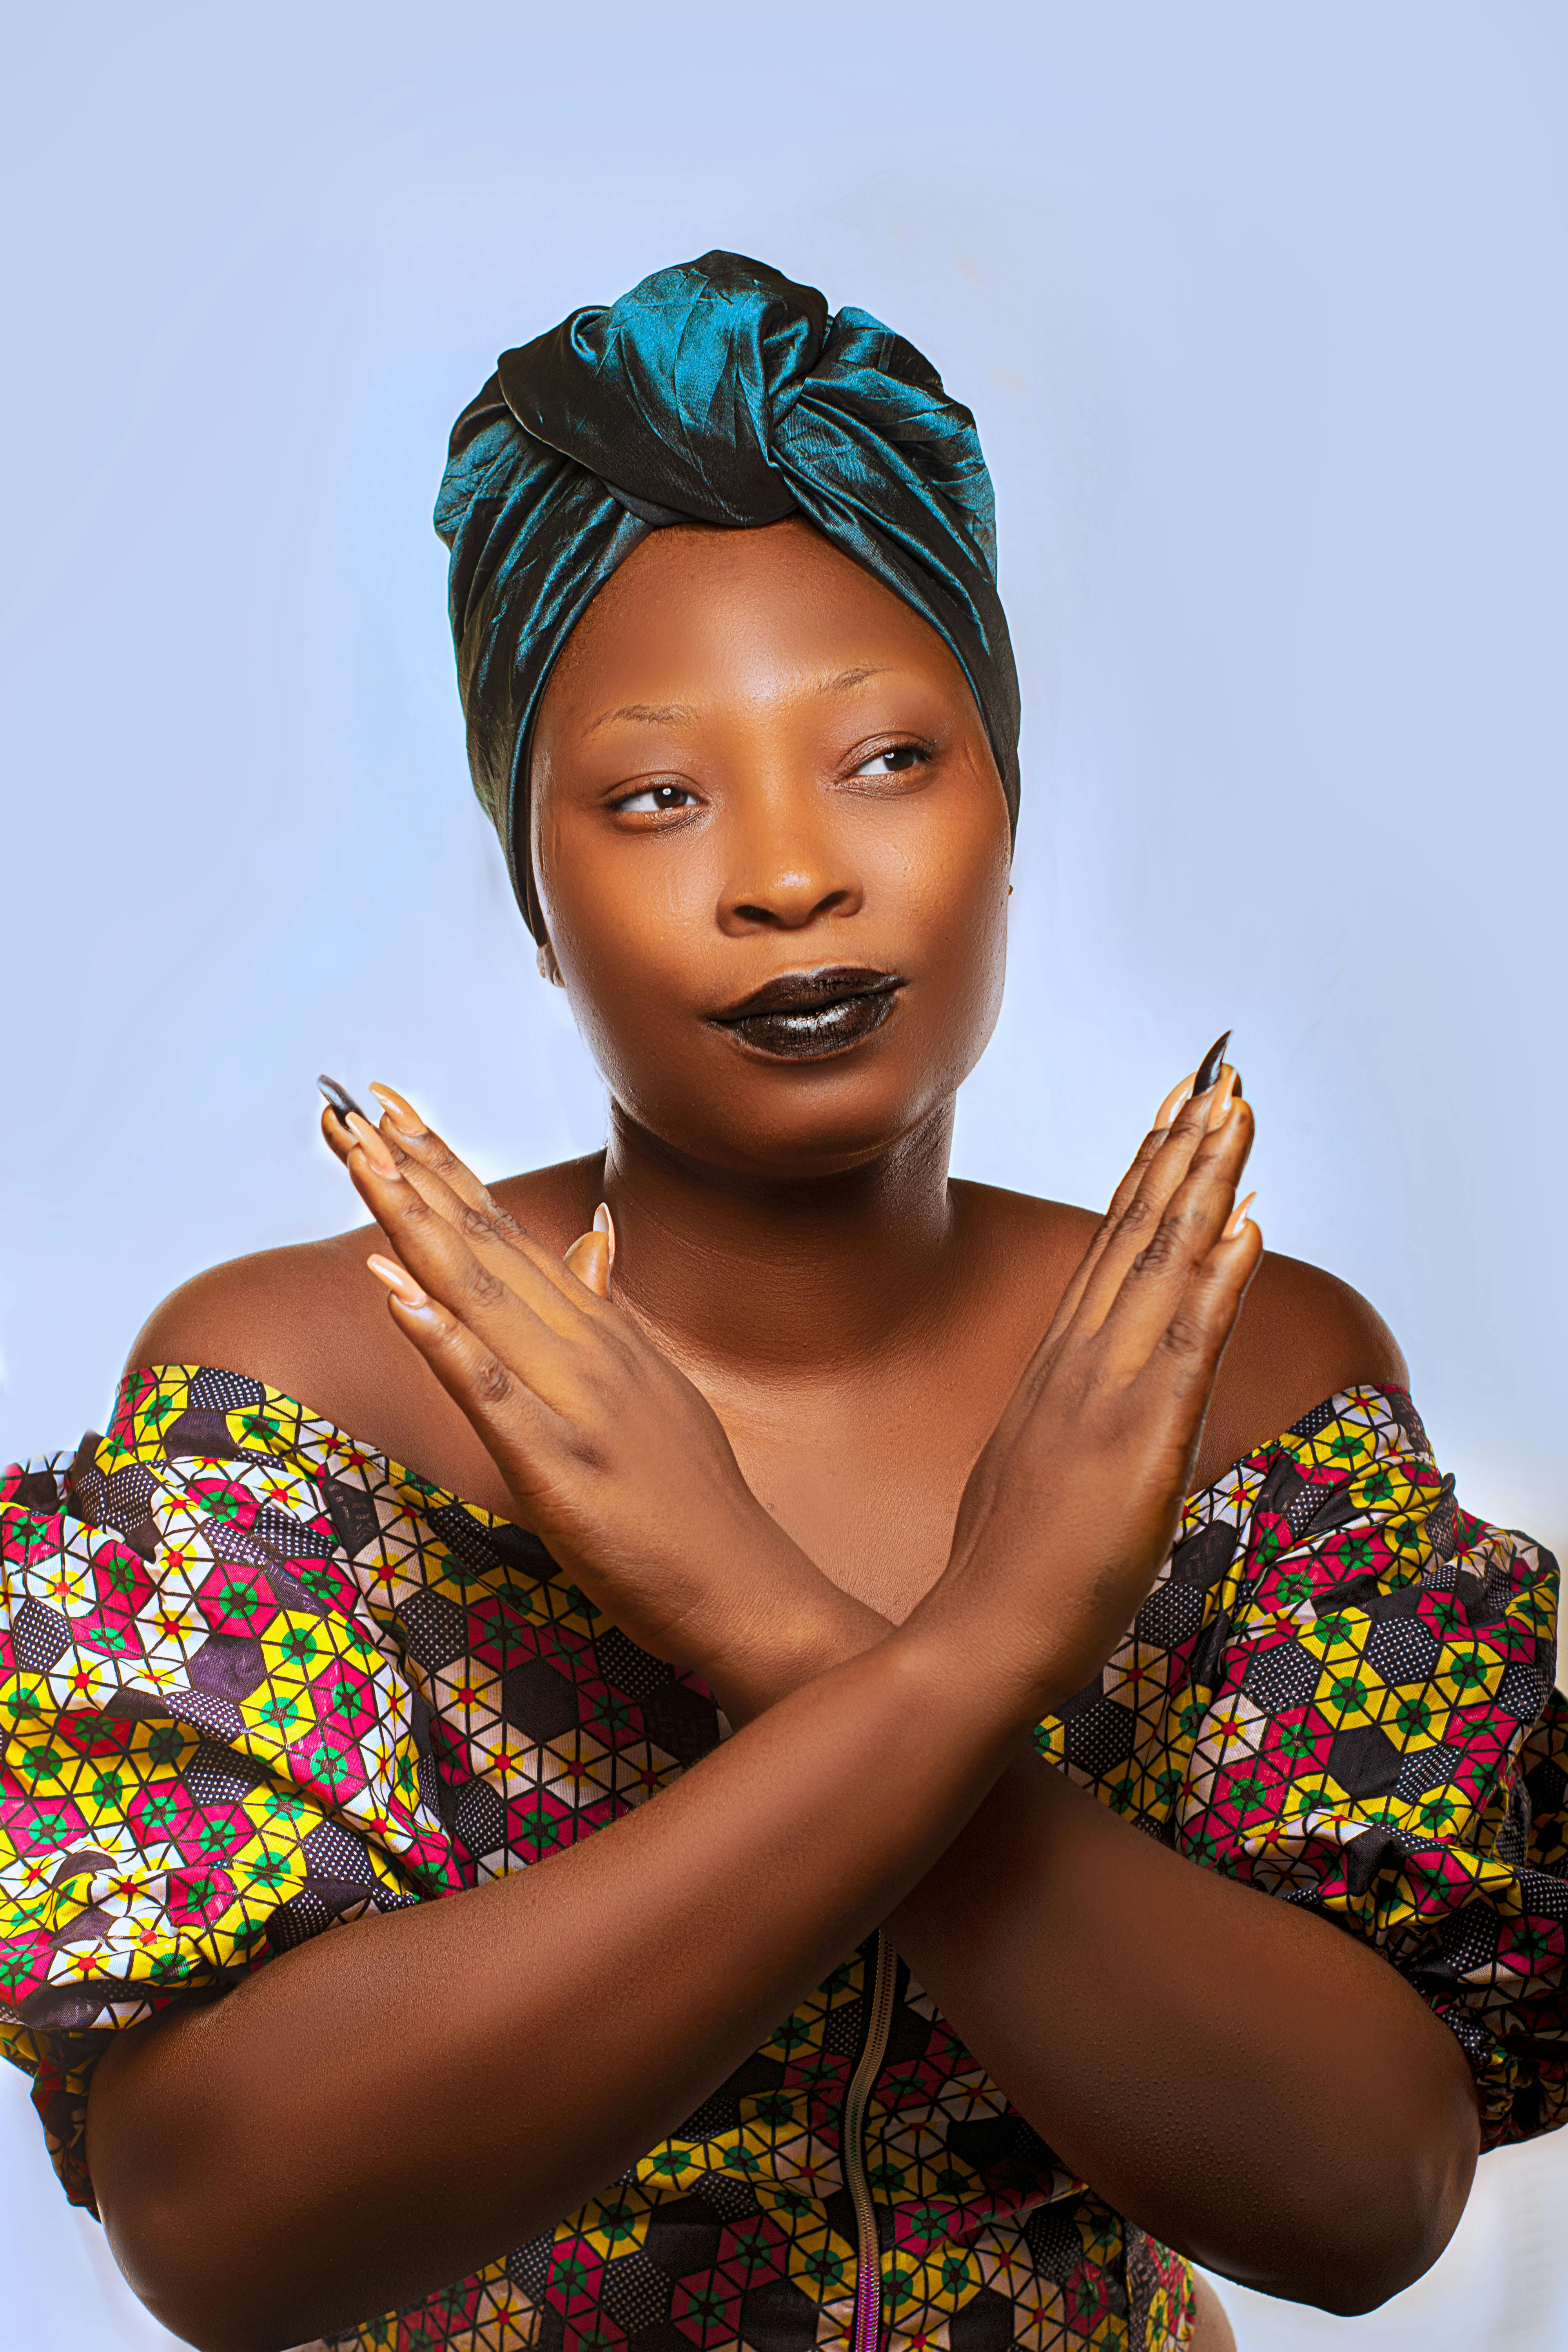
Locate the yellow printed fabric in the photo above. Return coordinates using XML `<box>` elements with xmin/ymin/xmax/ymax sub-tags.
<box><xmin>2</xmin><ymin>1368</ymin><xmax>1564</xmax><ymax>2351</ymax></box>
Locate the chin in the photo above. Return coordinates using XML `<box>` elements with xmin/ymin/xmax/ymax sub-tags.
<box><xmin>624</xmin><ymin>1051</ymin><xmax>964</xmax><ymax>1181</ymax></box>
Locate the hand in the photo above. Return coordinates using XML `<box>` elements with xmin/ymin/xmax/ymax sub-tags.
<box><xmin>916</xmin><ymin>1061</ymin><xmax>1261</xmax><ymax>1715</ymax></box>
<box><xmin>322</xmin><ymin>1089</ymin><xmax>863</xmax><ymax>1702</ymax></box>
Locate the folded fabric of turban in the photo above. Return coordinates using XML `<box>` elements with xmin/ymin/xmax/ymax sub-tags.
<box><xmin>434</xmin><ymin>249</ymin><xmax>1021</xmax><ymax>940</ymax></box>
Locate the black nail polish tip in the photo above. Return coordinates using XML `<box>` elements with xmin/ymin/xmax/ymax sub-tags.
<box><xmin>1194</xmin><ymin>1031</ymin><xmax>1232</xmax><ymax>1094</ymax></box>
<box><xmin>318</xmin><ymin>1073</ymin><xmax>369</xmax><ymax>1129</ymax></box>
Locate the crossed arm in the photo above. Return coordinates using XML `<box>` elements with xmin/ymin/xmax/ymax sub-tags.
<box><xmin>86</xmin><ymin>1094</ymin><xmax>1478</xmax><ymax>2352</ymax></box>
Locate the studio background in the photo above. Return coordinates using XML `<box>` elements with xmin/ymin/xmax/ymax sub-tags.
<box><xmin>3</xmin><ymin>3</ymin><xmax>1566</xmax><ymax>2345</ymax></box>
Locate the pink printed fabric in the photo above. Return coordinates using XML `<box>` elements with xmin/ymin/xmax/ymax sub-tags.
<box><xmin>1</xmin><ymin>1367</ymin><xmax>1564</xmax><ymax>2351</ymax></box>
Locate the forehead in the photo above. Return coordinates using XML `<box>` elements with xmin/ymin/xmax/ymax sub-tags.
<box><xmin>541</xmin><ymin>517</ymin><xmax>971</xmax><ymax>721</ymax></box>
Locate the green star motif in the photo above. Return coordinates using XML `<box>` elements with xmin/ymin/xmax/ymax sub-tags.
<box><xmin>684</xmin><ymin>2284</ymin><xmax>730</xmax><ymax>2324</ymax></box>
<box><xmin>256</xmin><ymin>1693</ymin><xmax>306</xmax><ymax>1734</ymax></box>
<box><xmin>596</xmin><ymin>2198</ymin><xmax>641</xmax><ymax>2246</ymax></box>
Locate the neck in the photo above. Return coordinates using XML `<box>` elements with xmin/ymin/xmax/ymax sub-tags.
<box><xmin>600</xmin><ymin>1101</ymin><xmax>961</xmax><ymax>1380</ymax></box>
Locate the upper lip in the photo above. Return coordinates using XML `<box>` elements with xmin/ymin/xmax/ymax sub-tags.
<box><xmin>710</xmin><ymin>965</ymin><xmax>904</xmax><ymax>1023</ymax></box>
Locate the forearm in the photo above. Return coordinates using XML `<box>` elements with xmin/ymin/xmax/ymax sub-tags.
<box><xmin>709</xmin><ymin>1570</ymin><xmax>1479</xmax><ymax>2312</ymax></box>
<box><xmin>89</xmin><ymin>1625</ymin><xmax>1014</xmax><ymax>2352</ymax></box>
<box><xmin>888</xmin><ymin>1754</ymin><xmax>1479</xmax><ymax>2310</ymax></box>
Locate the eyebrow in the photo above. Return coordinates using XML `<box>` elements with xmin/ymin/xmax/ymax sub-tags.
<box><xmin>584</xmin><ymin>700</ymin><xmax>697</xmax><ymax>736</ymax></box>
<box><xmin>583</xmin><ymin>667</ymin><xmax>892</xmax><ymax>737</ymax></box>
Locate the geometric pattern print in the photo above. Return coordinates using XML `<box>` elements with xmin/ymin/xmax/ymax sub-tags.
<box><xmin>1035</xmin><ymin>1382</ymin><xmax>1568</xmax><ymax>2150</ymax></box>
<box><xmin>0</xmin><ymin>1370</ymin><xmax>1561</xmax><ymax>2352</ymax></box>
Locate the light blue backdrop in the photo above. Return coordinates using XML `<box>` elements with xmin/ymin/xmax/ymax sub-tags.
<box><xmin>2</xmin><ymin>4</ymin><xmax>1566</xmax><ymax>2346</ymax></box>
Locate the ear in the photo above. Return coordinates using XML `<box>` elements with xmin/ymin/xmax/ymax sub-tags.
<box><xmin>536</xmin><ymin>936</ymin><xmax>564</xmax><ymax>987</ymax></box>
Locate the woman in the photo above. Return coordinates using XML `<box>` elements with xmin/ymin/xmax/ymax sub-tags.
<box><xmin>2</xmin><ymin>253</ymin><xmax>1563</xmax><ymax>2352</ymax></box>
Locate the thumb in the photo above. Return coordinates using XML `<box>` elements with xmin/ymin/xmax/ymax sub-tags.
<box><xmin>561</xmin><ymin>1202</ymin><xmax>615</xmax><ymax>1299</ymax></box>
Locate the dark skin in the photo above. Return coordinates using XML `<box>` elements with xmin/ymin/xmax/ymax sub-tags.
<box><xmin>85</xmin><ymin>521</ymin><xmax>1476</xmax><ymax>2352</ymax></box>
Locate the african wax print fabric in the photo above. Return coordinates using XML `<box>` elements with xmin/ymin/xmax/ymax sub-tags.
<box><xmin>2</xmin><ymin>1370</ymin><xmax>1564</xmax><ymax>2352</ymax></box>
<box><xmin>436</xmin><ymin>250</ymin><xmax>1020</xmax><ymax>939</ymax></box>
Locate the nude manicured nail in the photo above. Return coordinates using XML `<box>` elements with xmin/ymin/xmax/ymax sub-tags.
<box><xmin>1223</xmin><ymin>1192</ymin><xmax>1257</xmax><ymax>1240</ymax></box>
<box><xmin>1156</xmin><ymin>1074</ymin><xmax>1196</xmax><ymax>1128</ymax></box>
<box><xmin>593</xmin><ymin>1201</ymin><xmax>616</xmax><ymax>1265</ymax></box>
<box><xmin>366</xmin><ymin>1253</ymin><xmax>427</xmax><ymax>1307</ymax></box>
<box><xmin>1205</xmin><ymin>1067</ymin><xmax>1242</xmax><ymax>1131</ymax></box>
<box><xmin>346</xmin><ymin>1111</ymin><xmax>400</xmax><ymax>1178</ymax></box>
<box><xmin>369</xmin><ymin>1082</ymin><xmax>425</xmax><ymax>1136</ymax></box>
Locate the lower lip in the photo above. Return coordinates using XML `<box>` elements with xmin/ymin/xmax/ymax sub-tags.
<box><xmin>714</xmin><ymin>988</ymin><xmax>900</xmax><ymax>1062</ymax></box>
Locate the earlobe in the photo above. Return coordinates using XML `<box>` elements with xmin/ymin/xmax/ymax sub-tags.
<box><xmin>537</xmin><ymin>938</ymin><xmax>564</xmax><ymax>987</ymax></box>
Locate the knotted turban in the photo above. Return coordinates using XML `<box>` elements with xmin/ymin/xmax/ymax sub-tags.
<box><xmin>434</xmin><ymin>250</ymin><xmax>1020</xmax><ymax>940</ymax></box>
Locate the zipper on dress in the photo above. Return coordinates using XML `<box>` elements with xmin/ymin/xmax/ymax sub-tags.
<box><xmin>842</xmin><ymin>1930</ymin><xmax>898</xmax><ymax>2352</ymax></box>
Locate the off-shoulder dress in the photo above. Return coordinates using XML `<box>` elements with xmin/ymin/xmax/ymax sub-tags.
<box><xmin>2</xmin><ymin>1369</ymin><xmax>1564</xmax><ymax>2352</ymax></box>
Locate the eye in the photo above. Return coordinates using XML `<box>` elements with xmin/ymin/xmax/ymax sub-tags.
<box><xmin>849</xmin><ymin>742</ymin><xmax>931</xmax><ymax>778</ymax></box>
<box><xmin>613</xmin><ymin>783</ymin><xmax>700</xmax><ymax>815</ymax></box>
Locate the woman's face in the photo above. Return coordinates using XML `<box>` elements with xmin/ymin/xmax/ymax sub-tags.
<box><xmin>530</xmin><ymin>518</ymin><xmax>1012</xmax><ymax>1179</ymax></box>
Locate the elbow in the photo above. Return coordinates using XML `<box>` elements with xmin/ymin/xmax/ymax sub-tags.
<box><xmin>1286</xmin><ymin>2119</ymin><xmax>1477</xmax><ymax>2318</ymax></box>
<box><xmin>101</xmin><ymin>2192</ymin><xmax>292</xmax><ymax>2352</ymax></box>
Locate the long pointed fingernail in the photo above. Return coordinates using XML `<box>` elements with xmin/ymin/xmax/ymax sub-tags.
<box><xmin>1156</xmin><ymin>1073</ymin><xmax>1196</xmax><ymax>1128</ymax></box>
<box><xmin>366</xmin><ymin>1253</ymin><xmax>427</xmax><ymax>1307</ymax></box>
<box><xmin>1223</xmin><ymin>1191</ymin><xmax>1257</xmax><ymax>1240</ymax></box>
<box><xmin>593</xmin><ymin>1200</ymin><xmax>616</xmax><ymax>1266</ymax></box>
<box><xmin>346</xmin><ymin>1111</ymin><xmax>401</xmax><ymax>1178</ymax></box>
<box><xmin>369</xmin><ymin>1082</ymin><xmax>425</xmax><ymax>1138</ymax></box>
<box><xmin>1194</xmin><ymin>1031</ymin><xmax>1232</xmax><ymax>1095</ymax></box>
<box><xmin>318</xmin><ymin>1074</ymin><xmax>370</xmax><ymax>1130</ymax></box>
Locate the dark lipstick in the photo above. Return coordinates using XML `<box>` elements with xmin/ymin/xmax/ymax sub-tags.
<box><xmin>709</xmin><ymin>966</ymin><xmax>904</xmax><ymax>1061</ymax></box>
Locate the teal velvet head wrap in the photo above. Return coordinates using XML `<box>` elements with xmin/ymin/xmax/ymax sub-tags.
<box><xmin>434</xmin><ymin>250</ymin><xmax>1020</xmax><ymax>940</ymax></box>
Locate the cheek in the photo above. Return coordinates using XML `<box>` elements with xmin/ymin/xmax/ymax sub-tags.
<box><xmin>535</xmin><ymin>809</ymin><xmax>710</xmax><ymax>1093</ymax></box>
<box><xmin>892</xmin><ymin>799</ymin><xmax>1012</xmax><ymax>1061</ymax></box>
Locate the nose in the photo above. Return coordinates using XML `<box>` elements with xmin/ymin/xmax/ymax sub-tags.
<box><xmin>717</xmin><ymin>786</ymin><xmax>864</xmax><ymax>935</ymax></box>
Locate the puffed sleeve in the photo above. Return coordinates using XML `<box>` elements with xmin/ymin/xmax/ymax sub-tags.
<box><xmin>0</xmin><ymin>1421</ymin><xmax>461</xmax><ymax>2209</ymax></box>
<box><xmin>1038</xmin><ymin>1384</ymin><xmax>1567</xmax><ymax>2149</ymax></box>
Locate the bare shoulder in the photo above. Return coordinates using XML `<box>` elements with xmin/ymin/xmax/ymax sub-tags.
<box><xmin>125</xmin><ymin>1155</ymin><xmax>604</xmax><ymax>1492</ymax></box>
<box><xmin>125</xmin><ymin>1224</ymin><xmax>387</xmax><ymax>1423</ymax></box>
<box><xmin>1209</xmin><ymin>1245</ymin><xmax>1408</xmax><ymax>1459</ymax></box>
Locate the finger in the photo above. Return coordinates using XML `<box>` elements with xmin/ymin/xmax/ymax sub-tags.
<box><xmin>365</xmin><ymin>1086</ymin><xmax>610</xmax><ymax>1318</ymax></box>
<box><xmin>369</xmin><ymin>1084</ymin><xmax>518</xmax><ymax>1231</ymax></box>
<box><xmin>562</xmin><ymin>1229</ymin><xmax>611</xmax><ymax>1299</ymax></box>
<box><xmin>343</xmin><ymin>1111</ymin><xmax>593</xmax><ymax>1337</ymax></box>
<box><xmin>1063</xmin><ymin>1067</ymin><xmax>1245</xmax><ymax>1346</ymax></box>
<box><xmin>365</xmin><ymin>1254</ymin><xmax>563</xmax><ymax>1494</ymax></box>
<box><xmin>1126</xmin><ymin>1209</ymin><xmax>1265</xmax><ymax>1456</ymax></box>
<box><xmin>319</xmin><ymin>1102</ymin><xmax>354</xmax><ymax>1166</ymax></box>
<box><xmin>1085</xmin><ymin>1104</ymin><xmax>1256</xmax><ymax>1378</ymax></box>
<box><xmin>1038</xmin><ymin>1063</ymin><xmax>1238</xmax><ymax>1351</ymax></box>
<box><xmin>343</xmin><ymin>1123</ymin><xmax>595</xmax><ymax>1394</ymax></box>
